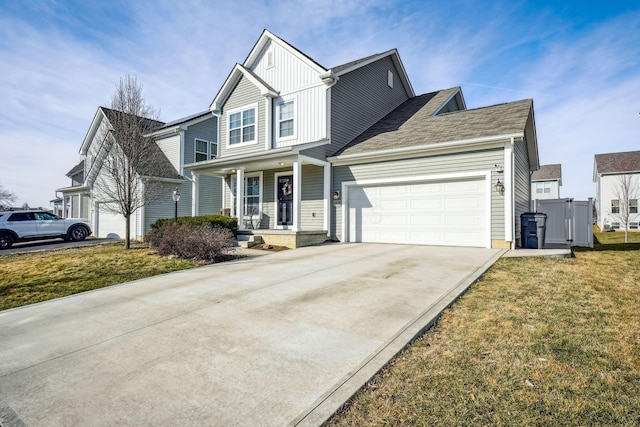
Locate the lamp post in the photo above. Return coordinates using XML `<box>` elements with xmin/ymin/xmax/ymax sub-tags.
<box><xmin>172</xmin><ymin>187</ymin><xmax>180</xmax><ymax>225</ymax></box>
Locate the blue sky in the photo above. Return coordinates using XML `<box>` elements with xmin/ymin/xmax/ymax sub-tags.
<box><xmin>1</xmin><ymin>0</ymin><xmax>639</xmax><ymax>207</ymax></box>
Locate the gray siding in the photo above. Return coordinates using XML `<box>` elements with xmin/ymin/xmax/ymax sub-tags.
<box><xmin>514</xmin><ymin>138</ymin><xmax>532</xmax><ymax>243</ymax></box>
<box><xmin>301</xmin><ymin>165</ymin><xmax>324</xmax><ymax>230</ymax></box>
<box><xmin>185</xmin><ymin>116</ymin><xmax>218</xmax><ymax>164</ymax></box>
<box><xmin>219</xmin><ymin>77</ymin><xmax>265</xmax><ymax>158</ymax></box>
<box><xmin>223</xmin><ymin>166</ymin><xmax>325</xmax><ymax>230</ymax></box>
<box><xmin>155</xmin><ymin>134</ymin><xmax>181</xmax><ymax>172</ymax></box>
<box><xmin>199</xmin><ymin>176</ymin><xmax>223</xmax><ymax>215</ymax></box>
<box><xmin>329</xmin><ymin>56</ymin><xmax>410</xmax><ymax>156</ymax></box>
<box><xmin>331</xmin><ymin>148</ymin><xmax>505</xmax><ymax>241</ymax></box>
<box><xmin>144</xmin><ymin>181</ymin><xmax>192</xmax><ymax>232</ymax></box>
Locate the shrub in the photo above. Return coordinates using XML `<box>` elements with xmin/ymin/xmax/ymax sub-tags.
<box><xmin>151</xmin><ymin>215</ymin><xmax>237</xmax><ymax>236</ymax></box>
<box><xmin>148</xmin><ymin>223</ymin><xmax>236</xmax><ymax>262</ymax></box>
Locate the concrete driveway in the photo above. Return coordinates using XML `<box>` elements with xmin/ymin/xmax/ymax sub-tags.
<box><xmin>0</xmin><ymin>238</ymin><xmax>116</xmax><ymax>255</ymax></box>
<box><xmin>0</xmin><ymin>243</ymin><xmax>504</xmax><ymax>426</ymax></box>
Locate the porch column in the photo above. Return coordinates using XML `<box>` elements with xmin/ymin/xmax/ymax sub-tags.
<box><xmin>323</xmin><ymin>163</ymin><xmax>331</xmax><ymax>236</ymax></box>
<box><xmin>236</xmin><ymin>168</ymin><xmax>245</xmax><ymax>231</ymax></box>
<box><xmin>192</xmin><ymin>172</ymin><xmax>200</xmax><ymax>217</ymax></box>
<box><xmin>293</xmin><ymin>159</ymin><xmax>302</xmax><ymax>232</ymax></box>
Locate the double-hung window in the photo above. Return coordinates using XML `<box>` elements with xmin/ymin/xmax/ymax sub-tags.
<box><xmin>195</xmin><ymin>138</ymin><xmax>217</xmax><ymax>162</ymax></box>
<box><xmin>630</xmin><ymin>199</ymin><xmax>638</xmax><ymax>214</ymax></box>
<box><xmin>277</xmin><ymin>99</ymin><xmax>295</xmax><ymax>140</ymax></box>
<box><xmin>611</xmin><ymin>199</ymin><xmax>620</xmax><ymax>214</ymax></box>
<box><xmin>228</xmin><ymin>106</ymin><xmax>256</xmax><ymax>145</ymax></box>
<box><xmin>535</xmin><ymin>182</ymin><xmax>551</xmax><ymax>194</ymax></box>
<box><xmin>231</xmin><ymin>173</ymin><xmax>262</xmax><ymax>217</ymax></box>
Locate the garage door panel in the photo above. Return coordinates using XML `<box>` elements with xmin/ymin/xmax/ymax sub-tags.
<box><xmin>348</xmin><ymin>177</ymin><xmax>487</xmax><ymax>247</ymax></box>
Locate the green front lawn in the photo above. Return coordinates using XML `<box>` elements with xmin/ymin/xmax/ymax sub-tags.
<box><xmin>0</xmin><ymin>243</ymin><xmax>197</xmax><ymax>311</ymax></box>
<box><xmin>327</xmin><ymin>248</ymin><xmax>640</xmax><ymax>426</ymax></box>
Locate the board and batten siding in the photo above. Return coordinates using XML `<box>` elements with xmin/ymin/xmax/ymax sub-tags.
<box><xmin>329</xmin><ymin>56</ymin><xmax>410</xmax><ymax>156</ymax></box>
<box><xmin>156</xmin><ymin>134</ymin><xmax>181</xmax><ymax>173</ymax></box>
<box><xmin>219</xmin><ymin>76</ymin><xmax>265</xmax><ymax>158</ymax></box>
<box><xmin>331</xmin><ymin>148</ymin><xmax>505</xmax><ymax>241</ymax></box>
<box><xmin>185</xmin><ymin>117</ymin><xmax>218</xmax><ymax>164</ymax></box>
<box><xmin>513</xmin><ymin>138</ymin><xmax>531</xmax><ymax>243</ymax></box>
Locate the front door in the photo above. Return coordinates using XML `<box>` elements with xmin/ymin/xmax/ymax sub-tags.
<box><xmin>277</xmin><ymin>175</ymin><xmax>293</xmax><ymax>226</ymax></box>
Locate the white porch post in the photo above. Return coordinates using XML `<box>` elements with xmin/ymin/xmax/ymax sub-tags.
<box><xmin>236</xmin><ymin>168</ymin><xmax>245</xmax><ymax>231</ymax></box>
<box><xmin>192</xmin><ymin>172</ymin><xmax>200</xmax><ymax>217</ymax></box>
<box><xmin>293</xmin><ymin>159</ymin><xmax>302</xmax><ymax>232</ymax></box>
<box><xmin>323</xmin><ymin>163</ymin><xmax>331</xmax><ymax>236</ymax></box>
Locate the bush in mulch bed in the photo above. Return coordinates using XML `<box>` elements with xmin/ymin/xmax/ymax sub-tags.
<box><xmin>148</xmin><ymin>223</ymin><xmax>236</xmax><ymax>262</ymax></box>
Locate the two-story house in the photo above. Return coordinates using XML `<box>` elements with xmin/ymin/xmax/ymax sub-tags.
<box><xmin>57</xmin><ymin>107</ymin><xmax>223</xmax><ymax>239</ymax></box>
<box><xmin>593</xmin><ymin>150</ymin><xmax>640</xmax><ymax>231</ymax></box>
<box><xmin>185</xmin><ymin>30</ymin><xmax>540</xmax><ymax>249</ymax></box>
<box><xmin>531</xmin><ymin>164</ymin><xmax>562</xmax><ymax>200</ymax></box>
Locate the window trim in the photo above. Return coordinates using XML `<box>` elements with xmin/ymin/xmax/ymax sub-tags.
<box><xmin>611</xmin><ymin>199</ymin><xmax>620</xmax><ymax>214</ymax></box>
<box><xmin>195</xmin><ymin>138</ymin><xmax>218</xmax><ymax>162</ymax></box>
<box><xmin>630</xmin><ymin>198</ymin><xmax>638</xmax><ymax>214</ymax></box>
<box><xmin>276</xmin><ymin>97</ymin><xmax>296</xmax><ymax>142</ymax></box>
<box><xmin>388</xmin><ymin>70</ymin><xmax>394</xmax><ymax>88</ymax></box>
<box><xmin>226</xmin><ymin>103</ymin><xmax>258</xmax><ymax>148</ymax></box>
<box><xmin>230</xmin><ymin>172</ymin><xmax>263</xmax><ymax>219</ymax></box>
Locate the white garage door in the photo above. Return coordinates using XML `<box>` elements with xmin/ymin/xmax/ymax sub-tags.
<box><xmin>347</xmin><ymin>178</ymin><xmax>488</xmax><ymax>247</ymax></box>
<box><xmin>96</xmin><ymin>203</ymin><xmax>127</xmax><ymax>239</ymax></box>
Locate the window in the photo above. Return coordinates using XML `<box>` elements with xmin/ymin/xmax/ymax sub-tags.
<box><xmin>278</xmin><ymin>100</ymin><xmax>295</xmax><ymax>139</ymax></box>
<box><xmin>34</xmin><ymin>212</ymin><xmax>57</xmax><ymax>220</ymax></box>
<box><xmin>535</xmin><ymin>182</ymin><xmax>551</xmax><ymax>194</ymax></box>
<box><xmin>195</xmin><ymin>138</ymin><xmax>217</xmax><ymax>162</ymax></box>
<box><xmin>630</xmin><ymin>222</ymin><xmax>639</xmax><ymax>230</ymax></box>
<box><xmin>630</xmin><ymin>199</ymin><xmax>638</xmax><ymax>214</ymax></box>
<box><xmin>8</xmin><ymin>212</ymin><xmax>34</xmax><ymax>221</ymax></box>
<box><xmin>231</xmin><ymin>174</ymin><xmax>262</xmax><ymax>217</ymax></box>
<box><xmin>611</xmin><ymin>199</ymin><xmax>620</xmax><ymax>214</ymax></box>
<box><xmin>611</xmin><ymin>222</ymin><xmax>621</xmax><ymax>229</ymax></box>
<box><xmin>388</xmin><ymin>70</ymin><xmax>394</xmax><ymax>88</ymax></box>
<box><xmin>228</xmin><ymin>106</ymin><xmax>256</xmax><ymax>145</ymax></box>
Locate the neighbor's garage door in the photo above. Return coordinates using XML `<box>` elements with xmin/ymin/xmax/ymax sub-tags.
<box><xmin>96</xmin><ymin>203</ymin><xmax>127</xmax><ymax>239</ymax></box>
<box><xmin>347</xmin><ymin>178</ymin><xmax>487</xmax><ymax>247</ymax></box>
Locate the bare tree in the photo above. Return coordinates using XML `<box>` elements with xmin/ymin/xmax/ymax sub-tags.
<box><xmin>611</xmin><ymin>174</ymin><xmax>640</xmax><ymax>243</ymax></box>
<box><xmin>94</xmin><ymin>75</ymin><xmax>175</xmax><ymax>249</ymax></box>
<box><xmin>0</xmin><ymin>182</ymin><xmax>17</xmax><ymax>210</ymax></box>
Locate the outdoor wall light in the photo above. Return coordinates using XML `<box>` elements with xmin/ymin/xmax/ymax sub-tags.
<box><xmin>333</xmin><ymin>191</ymin><xmax>340</xmax><ymax>200</ymax></box>
<box><xmin>495</xmin><ymin>179</ymin><xmax>505</xmax><ymax>195</ymax></box>
<box><xmin>494</xmin><ymin>164</ymin><xmax>504</xmax><ymax>173</ymax></box>
<box><xmin>279</xmin><ymin>162</ymin><xmax>286</xmax><ymax>166</ymax></box>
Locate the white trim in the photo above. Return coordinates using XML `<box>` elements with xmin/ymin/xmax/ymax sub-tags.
<box><xmin>387</xmin><ymin>70</ymin><xmax>394</xmax><ymax>88</ymax></box>
<box><xmin>192</xmin><ymin>172</ymin><xmax>200</xmax><ymax>216</ymax></box>
<box><xmin>194</xmin><ymin>137</ymin><xmax>217</xmax><ymax>162</ymax></box>
<box><xmin>504</xmin><ymin>139</ymin><xmax>514</xmax><ymax>246</ymax></box>
<box><xmin>323</xmin><ymin>163</ymin><xmax>331</xmax><ymax>236</ymax></box>
<box><xmin>265</xmin><ymin>97</ymin><xmax>272</xmax><ymax>151</ymax></box>
<box><xmin>244</xmin><ymin>30</ymin><xmax>327</xmax><ymax>75</ymax></box>
<box><xmin>431</xmin><ymin>88</ymin><xmax>463</xmax><ymax>116</ymax></box>
<box><xmin>274</xmin><ymin>170</ymin><xmax>294</xmax><ymax>229</ymax></box>
<box><xmin>293</xmin><ymin>160</ymin><xmax>302</xmax><ymax>232</ymax></box>
<box><xmin>226</xmin><ymin>103</ymin><xmax>259</xmax><ymax>148</ymax></box>
<box><xmin>275</xmin><ymin>96</ymin><xmax>297</xmax><ymax>143</ymax></box>
<box><xmin>231</xmin><ymin>171</ymin><xmax>263</xmax><ymax>223</ymax></box>
<box><xmin>341</xmin><ymin>170</ymin><xmax>492</xmax><ymax>248</ymax></box>
<box><xmin>328</xmin><ymin>133</ymin><xmax>524</xmax><ymax>165</ymax></box>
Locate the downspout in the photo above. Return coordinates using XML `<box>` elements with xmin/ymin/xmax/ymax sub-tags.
<box><xmin>503</xmin><ymin>137</ymin><xmax>515</xmax><ymax>248</ymax></box>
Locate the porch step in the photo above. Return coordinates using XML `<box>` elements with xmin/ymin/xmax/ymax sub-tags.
<box><xmin>236</xmin><ymin>235</ymin><xmax>264</xmax><ymax>248</ymax></box>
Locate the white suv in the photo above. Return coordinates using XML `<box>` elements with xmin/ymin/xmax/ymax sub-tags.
<box><xmin>0</xmin><ymin>210</ymin><xmax>92</xmax><ymax>249</ymax></box>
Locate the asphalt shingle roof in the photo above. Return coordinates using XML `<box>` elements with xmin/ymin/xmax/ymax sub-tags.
<box><xmin>66</xmin><ymin>160</ymin><xmax>85</xmax><ymax>177</ymax></box>
<box><xmin>532</xmin><ymin>164</ymin><xmax>562</xmax><ymax>181</ymax></box>
<box><xmin>334</xmin><ymin>90</ymin><xmax>533</xmax><ymax>157</ymax></box>
<box><xmin>99</xmin><ymin>107</ymin><xmax>182</xmax><ymax>180</ymax></box>
<box><xmin>594</xmin><ymin>151</ymin><xmax>640</xmax><ymax>174</ymax></box>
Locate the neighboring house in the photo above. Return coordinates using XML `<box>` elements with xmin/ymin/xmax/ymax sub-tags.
<box><xmin>50</xmin><ymin>197</ymin><xmax>63</xmax><ymax>217</ymax></box>
<box><xmin>57</xmin><ymin>107</ymin><xmax>222</xmax><ymax>239</ymax></box>
<box><xmin>531</xmin><ymin>164</ymin><xmax>561</xmax><ymax>200</ymax></box>
<box><xmin>184</xmin><ymin>30</ymin><xmax>540</xmax><ymax>249</ymax></box>
<box><xmin>593</xmin><ymin>150</ymin><xmax>640</xmax><ymax>231</ymax></box>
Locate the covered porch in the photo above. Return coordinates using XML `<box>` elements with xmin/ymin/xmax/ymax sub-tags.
<box><xmin>185</xmin><ymin>149</ymin><xmax>332</xmax><ymax>248</ymax></box>
<box><xmin>56</xmin><ymin>185</ymin><xmax>91</xmax><ymax>220</ymax></box>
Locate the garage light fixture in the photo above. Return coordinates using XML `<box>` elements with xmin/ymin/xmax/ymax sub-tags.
<box><xmin>495</xmin><ymin>179</ymin><xmax>505</xmax><ymax>195</ymax></box>
<box><xmin>333</xmin><ymin>191</ymin><xmax>340</xmax><ymax>200</ymax></box>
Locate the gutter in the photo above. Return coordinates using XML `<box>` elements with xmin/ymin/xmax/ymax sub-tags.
<box><xmin>328</xmin><ymin>133</ymin><xmax>525</xmax><ymax>164</ymax></box>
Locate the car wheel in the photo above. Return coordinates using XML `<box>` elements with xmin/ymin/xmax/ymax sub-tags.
<box><xmin>69</xmin><ymin>226</ymin><xmax>88</xmax><ymax>242</ymax></box>
<box><xmin>0</xmin><ymin>232</ymin><xmax>13</xmax><ymax>249</ymax></box>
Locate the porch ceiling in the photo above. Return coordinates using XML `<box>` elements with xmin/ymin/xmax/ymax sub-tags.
<box><xmin>186</xmin><ymin>152</ymin><xmax>320</xmax><ymax>177</ymax></box>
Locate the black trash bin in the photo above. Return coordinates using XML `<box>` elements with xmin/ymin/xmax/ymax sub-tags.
<box><xmin>521</xmin><ymin>212</ymin><xmax>547</xmax><ymax>249</ymax></box>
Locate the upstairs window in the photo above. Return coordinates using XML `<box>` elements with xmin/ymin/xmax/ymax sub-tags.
<box><xmin>228</xmin><ymin>106</ymin><xmax>256</xmax><ymax>145</ymax></box>
<box><xmin>630</xmin><ymin>199</ymin><xmax>638</xmax><ymax>214</ymax></box>
<box><xmin>611</xmin><ymin>199</ymin><xmax>620</xmax><ymax>214</ymax></box>
<box><xmin>278</xmin><ymin>100</ymin><xmax>295</xmax><ymax>139</ymax></box>
<box><xmin>195</xmin><ymin>138</ymin><xmax>217</xmax><ymax>162</ymax></box>
<box><xmin>535</xmin><ymin>182</ymin><xmax>551</xmax><ymax>194</ymax></box>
